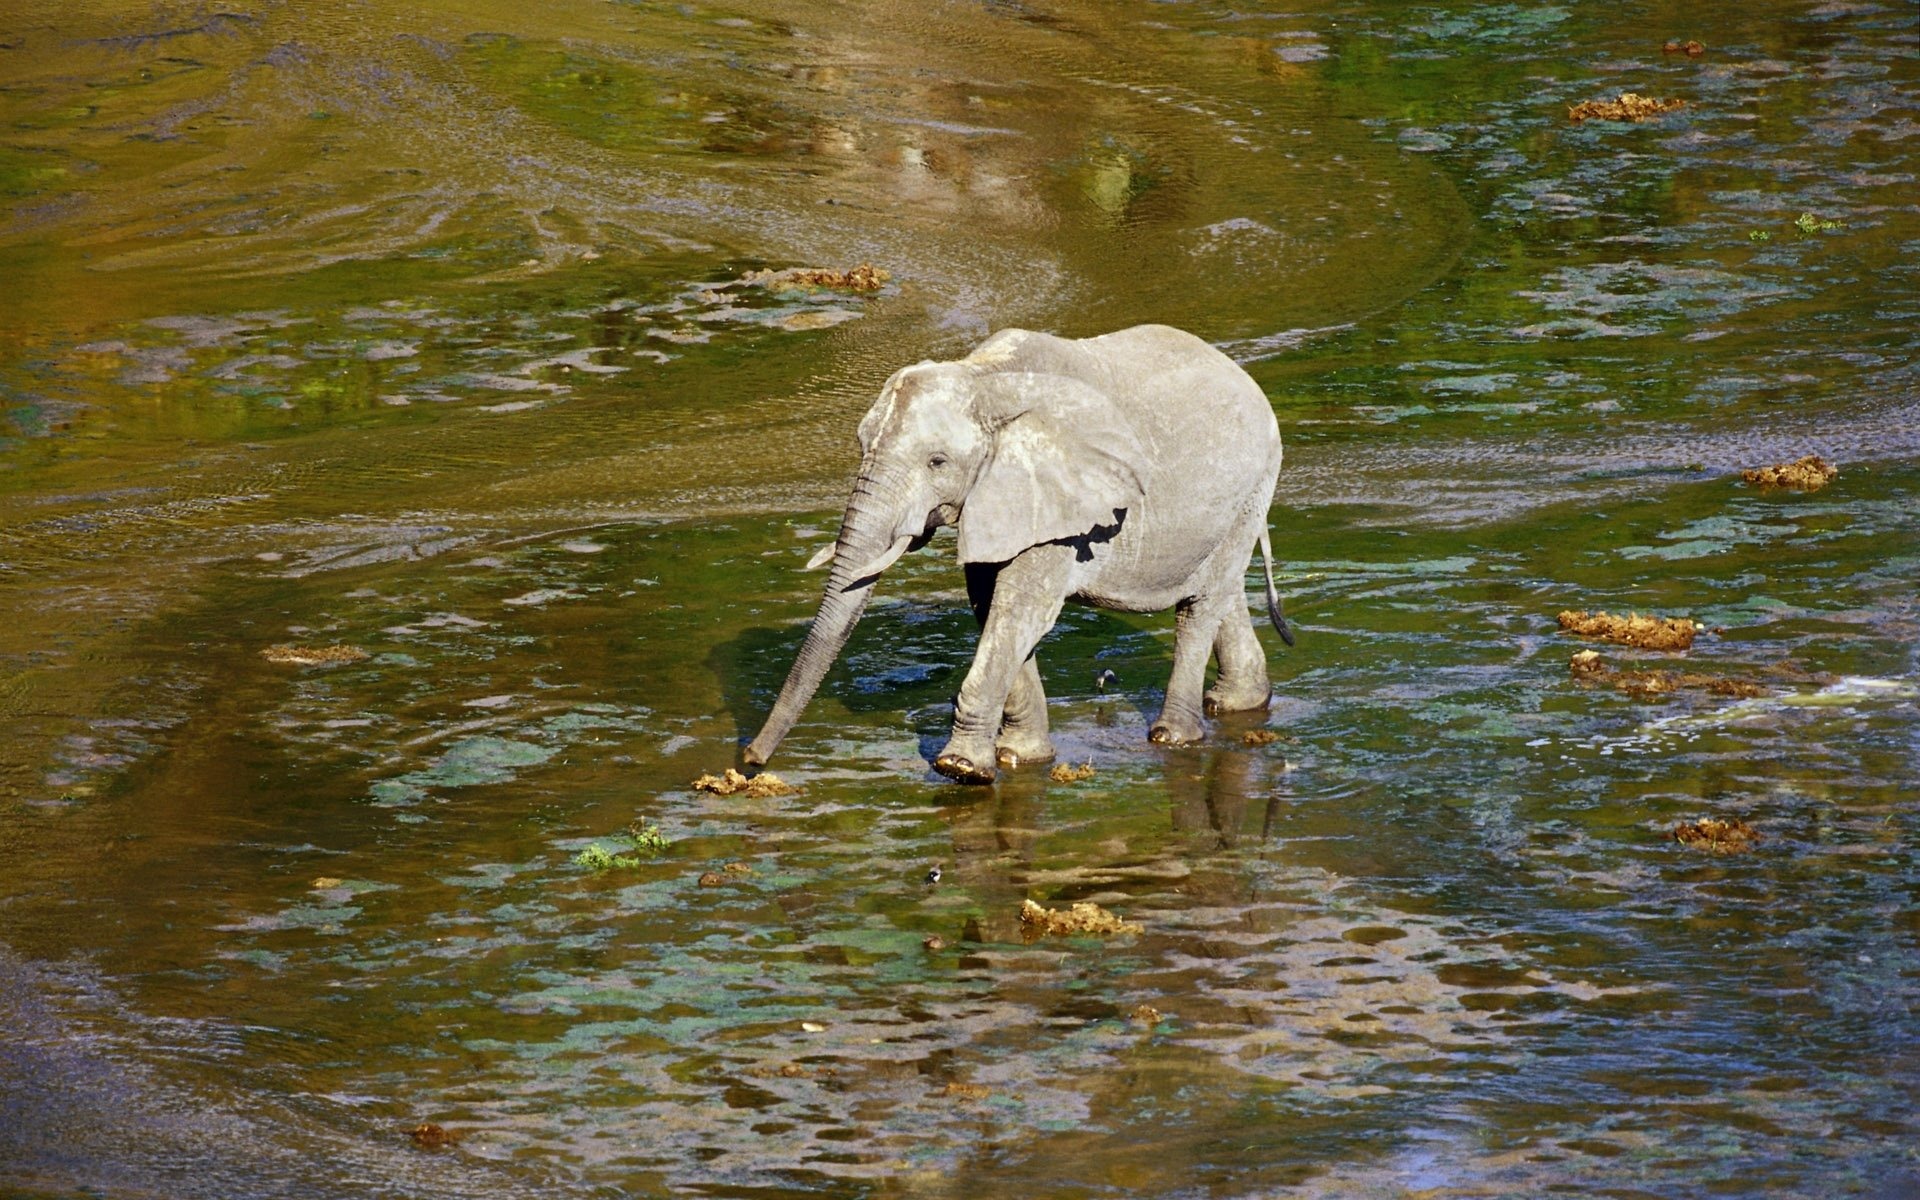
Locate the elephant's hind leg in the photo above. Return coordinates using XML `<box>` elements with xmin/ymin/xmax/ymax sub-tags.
<box><xmin>1205</xmin><ymin>606</ymin><xmax>1272</xmax><ymax>714</ymax></box>
<box><xmin>1150</xmin><ymin>596</ymin><xmax>1223</xmax><ymax>745</ymax></box>
<box><xmin>996</xmin><ymin>656</ymin><xmax>1056</xmax><ymax>767</ymax></box>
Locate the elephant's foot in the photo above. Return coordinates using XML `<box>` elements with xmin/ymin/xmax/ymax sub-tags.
<box><xmin>935</xmin><ymin>732</ymin><xmax>1000</xmax><ymax>784</ymax></box>
<box><xmin>995</xmin><ymin>729</ymin><xmax>1056</xmax><ymax>768</ymax></box>
<box><xmin>933</xmin><ymin>752</ymin><xmax>998</xmax><ymax>784</ymax></box>
<box><xmin>1204</xmin><ymin>680</ymin><xmax>1273</xmax><ymax>715</ymax></box>
<box><xmin>1148</xmin><ymin>715</ymin><xmax>1206</xmax><ymax>746</ymax></box>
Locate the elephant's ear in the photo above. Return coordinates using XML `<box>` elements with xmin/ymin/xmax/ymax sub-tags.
<box><xmin>957</xmin><ymin>373</ymin><xmax>1147</xmax><ymax>566</ymax></box>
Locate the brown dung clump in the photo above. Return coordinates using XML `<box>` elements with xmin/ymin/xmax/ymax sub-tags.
<box><xmin>1128</xmin><ymin>1003</ymin><xmax>1164</xmax><ymax>1026</ymax></box>
<box><xmin>1742</xmin><ymin>455</ymin><xmax>1838</xmax><ymax>493</ymax></box>
<box><xmin>1018</xmin><ymin>898</ymin><xmax>1142</xmax><ymax>939</ymax></box>
<box><xmin>1670</xmin><ymin>817</ymin><xmax>1759</xmax><ymax>853</ymax></box>
<box><xmin>261</xmin><ymin>644</ymin><xmax>369</xmax><ymax>666</ymax></box>
<box><xmin>697</xmin><ymin>871</ymin><xmax>726</xmax><ymax>888</ymax></box>
<box><xmin>1570</xmin><ymin>650</ymin><xmax>1766</xmax><ymax>700</ymax></box>
<box><xmin>1048</xmin><ymin>760</ymin><xmax>1096</xmax><ymax>783</ymax></box>
<box><xmin>1242</xmin><ymin>729</ymin><xmax>1284</xmax><ymax>746</ymax></box>
<box><xmin>1568</xmin><ymin>93</ymin><xmax>1686</xmax><ymax>122</ymax></box>
<box><xmin>742</xmin><ymin>264</ymin><xmax>890</xmax><ymax>292</ymax></box>
<box><xmin>1661</xmin><ymin>39</ymin><xmax>1705</xmax><ymax>57</ymax></box>
<box><xmin>692</xmin><ymin>768</ymin><xmax>795</xmax><ymax>797</ymax></box>
<box><xmin>944</xmin><ymin>1081</ymin><xmax>992</xmax><ymax>1101</ymax></box>
<box><xmin>408</xmin><ymin>1123</ymin><xmax>461</xmax><ymax>1149</ymax></box>
<box><xmin>1558</xmin><ymin>610</ymin><xmax>1699</xmax><ymax>651</ymax></box>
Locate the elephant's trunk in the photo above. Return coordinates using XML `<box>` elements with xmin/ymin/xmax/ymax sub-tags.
<box><xmin>743</xmin><ymin>472</ymin><xmax>909</xmax><ymax>767</ymax></box>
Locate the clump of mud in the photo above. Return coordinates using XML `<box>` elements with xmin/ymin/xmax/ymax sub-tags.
<box><xmin>260</xmin><ymin>644</ymin><xmax>369</xmax><ymax>666</ymax></box>
<box><xmin>1742</xmin><ymin>454</ymin><xmax>1838</xmax><ymax>493</ymax></box>
<box><xmin>1568</xmin><ymin>93</ymin><xmax>1686</xmax><ymax>122</ymax></box>
<box><xmin>408</xmin><ymin>1123</ymin><xmax>461</xmax><ymax>1149</ymax></box>
<box><xmin>1018</xmin><ymin>898</ymin><xmax>1142</xmax><ymax>939</ymax></box>
<box><xmin>1242</xmin><ymin>729</ymin><xmax>1288</xmax><ymax>746</ymax></box>
<box><xmin>1570</xmin><ymin>650</ymin><xmax>1766</xmax><ymax>700</ymax></box>
<box><xmin>943</xmin><ymin>1081</ymin><xmax>991</xmax><ymax>1101</ymax></box>
<box><xmin>746</xmin><ymin>1061</ymin><xmax>816</xmax><ymax>1079</ymax></box>
<box><xmin>1558</xmin><ymin>610</ymin><xmax>1699</xmax><ymax>651</ymax></box>
<box><xmin>740</xmin><ymin>264</ymin><xmax>890</xmax><ymax>292</ymax></box>
<box><xmin>1048</xmin><ymin>760</ymin><xmax>1096</xmax><ymax>783</ymax></box>
<box><xmin>1661</xmin><ymin>39</ymin><xmax>1705</xmax><ymax>57</ymax></box>
<box><xmin>1128</xmin><ymin>1003</ymin><xmax>1164</xmax><ymax>1026</ymax></box>
<box><xmin>1669</xmin><ymin>817</ymin><xmax>1760</xmax><ymax>853</ymax></box>
<box><xmin>693</xmin><ymin>768</ymin><xmax>795</xmax><ymax>797</ymax></box>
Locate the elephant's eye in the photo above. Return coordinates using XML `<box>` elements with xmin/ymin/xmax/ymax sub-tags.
<box><xmin>928</xmin><ymin>453</ymin><xmax>950</xmax><ymax>469</ymax></box>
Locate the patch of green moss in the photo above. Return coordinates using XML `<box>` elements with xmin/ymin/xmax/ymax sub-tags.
<box><xmin>574</xmin><ymin>842</ymin><xmax>643</xmax><ymax>871</ymax></box>
<box><xmin>0</xmin><ymin>147</ymin><xmax>71</xmax><ymax>199</ymax></box>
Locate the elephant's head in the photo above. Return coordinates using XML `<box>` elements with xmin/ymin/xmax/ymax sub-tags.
<box><xmin>742</xmin><ymin>360</ymin><xmax>1146</xmax><ymax>767</ymax></box>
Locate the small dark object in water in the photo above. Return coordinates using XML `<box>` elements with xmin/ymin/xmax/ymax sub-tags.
<box><xmin>923</xmin><ymin>934</ymin><xmax>946</xmax><ymax>951</ymax></box>
<box><xmin>1741</xmin><ymin>454</ymin><xmax>1838</xmax><ymax>493</ymax></box>
<box><xmin>1094</xmin><ymin>668</ymin><xmax>1119</xmax><ymax>692</ymax></box>
<box><xmin>1049</xmin><ymin>760</ymin><xmax>1096</xmax><ymax>782</ymax></box>
<box><xmin>924</xmin><ymin>864</ymin><xmax>941</xmax><ymax>886</ymax></box>
<box><xmin>1662</xmin><ymin>39</ymin><xmax>1705</xmax><ymax>56</ymax></box>
<box><xmin>1670</xmin><ymin>817</ymin><xmax>1759</xmax><ymax>853</ymax></box>
<box><xmin>747</xmin><ymin>1061</ymin><xmax>811</xmax><ymax>1078</ymax></box>
<box><xmin>409</xmin><ymin>1122</ymin><xmax>461</xmax><ymax>1149</ymax></box>
<box><xmin>1568</xmin><ymin>93</ymin><xmax>1685</xmax><ymax>123</ymax></box>
<box><xmin>698</xmin><ymin>871</ymin><xmax>726</xmax><ymax>887</ymax></box>
<box><xmin>1242</xmin><ymin>729</ymin><xmax>1282</xmax><ymax>745</ymax></box>
<box><xmin>1129</xmin><ymin>1003</ymin><xmax>1164</xmax><ymax>1026</ymax></box>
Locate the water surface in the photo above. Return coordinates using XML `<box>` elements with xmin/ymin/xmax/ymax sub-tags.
<box><xmin>2</xmin><ymin>1</ymin><xmax>1917</xmax><ymax>1196</ymax></box>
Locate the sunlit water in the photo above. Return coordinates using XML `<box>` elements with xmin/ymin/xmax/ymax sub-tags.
<box><xmin>2</xmin><ymin>2</ymin><xmax>1916</xmax><ymax>1196</ymax></box>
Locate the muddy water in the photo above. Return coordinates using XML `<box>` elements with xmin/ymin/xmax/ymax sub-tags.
<box><xmin>2</xmin><ymin>1</ymin><xmax>1916</xmax><ymax>1196</ymax></box>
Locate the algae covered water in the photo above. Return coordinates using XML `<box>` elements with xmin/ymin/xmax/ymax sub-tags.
<box><xmin>2</xmin><ymin>1</ymin><xmax>1916</xmax><ymax>1195</ymax></box>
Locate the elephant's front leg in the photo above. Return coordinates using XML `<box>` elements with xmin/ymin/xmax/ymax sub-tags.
<box><xmin>962</xmin><ymin>562</ymin><xmax>1057</xmax><ymax>770</ymax></box>
<box><xmin>937</xmin><ymin>548</ymin><xmax>1072</xmax><ymax>783</ymax></box>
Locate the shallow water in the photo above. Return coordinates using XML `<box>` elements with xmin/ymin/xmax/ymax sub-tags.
<box><xmin>2</xmin><ymin>1</ymin><xmax>1917</xmax><ymax>1196</ymax></box>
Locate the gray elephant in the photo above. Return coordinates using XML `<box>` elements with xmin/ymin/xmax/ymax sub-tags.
<box><xmin>743</xmin><ymin>323</ymin><xmax>1294</xmax><ymax>784</ymax></box>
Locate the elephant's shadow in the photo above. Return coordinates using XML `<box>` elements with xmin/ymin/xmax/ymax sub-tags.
<box><xmin>709</xmin><ymin>599</ymin><xmax>1165</xmax><ymax>766</ymax></box>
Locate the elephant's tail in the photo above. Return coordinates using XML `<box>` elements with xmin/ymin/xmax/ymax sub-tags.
<box><xmin>1257</xmin><ymin>528</ymin><xmax>1296</xmax><ymax>648</ymax></box>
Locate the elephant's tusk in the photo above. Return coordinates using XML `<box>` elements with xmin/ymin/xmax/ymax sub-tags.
<box><xmin>843</xmin><ymin>535</ymin><xmax>914</xmax><ymax>584</ymax></box>
<box><xmin>804</xmin><ymin>542</ymin><xmax>837</xmax><ymax>571</ymax></box>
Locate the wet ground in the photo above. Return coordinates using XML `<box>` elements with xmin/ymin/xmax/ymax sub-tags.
<box><xmin>2</xmin><ymin>1</ymin><xmax>1917</xmax><ymax>1196</ymax></box>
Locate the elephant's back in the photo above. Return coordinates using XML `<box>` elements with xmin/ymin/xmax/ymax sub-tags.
<box><xmin>1089</xmin><ymin>325</ymin><xmax>1278</xmax><ymax>477</ymax></box>
<box><xmin>1074</xmin><ymin>326</ymin><xmax>1281</xmax><ymax>605</ymax></box>
<box><xmin>1084</xmin><ymin>323</ymin><xmax>1271</xmax><ymax>422</ymax></box>
<box><xmin>977</xmin><ymin>319</ymin><xmax>1280</xmax><ymax>494</ymax></box>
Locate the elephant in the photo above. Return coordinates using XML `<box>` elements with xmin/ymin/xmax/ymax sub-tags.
<box><xmin>742</xmin><ymin>323</ymin><xmax>1294</xmax><ymax>784</ymax></box>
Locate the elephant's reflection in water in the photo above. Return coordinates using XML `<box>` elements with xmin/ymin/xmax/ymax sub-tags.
<box><xmin>929</xmin><ymin>715</ymin><xmax>1296</xmax><ymax>945</ymax></box>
